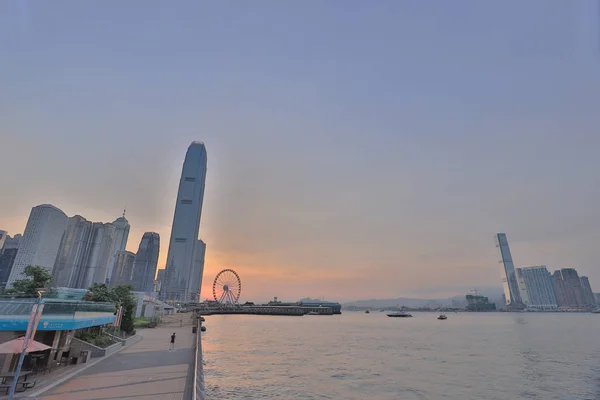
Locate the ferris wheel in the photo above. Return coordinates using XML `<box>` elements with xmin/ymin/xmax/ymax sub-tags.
<box><xmin>213</xmin><ymin>269</ymin><xmax>242</xmax><ymax>305</ymax></box>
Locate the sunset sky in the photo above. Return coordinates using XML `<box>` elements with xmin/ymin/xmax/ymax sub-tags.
<box><xmin>1</xmin><ymin>1</ymin><xmax>600</xmax><ymax>302</ymax></box>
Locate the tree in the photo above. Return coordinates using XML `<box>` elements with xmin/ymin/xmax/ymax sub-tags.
<box><xmin>113</xmin><ymin>284</ymin><xmax>136</xmax><ymax>335</ymax></box>
<box><xmin>9</xmin><ymin>265</ymin><xmax>54</xmax><ymax>297</ymax></box>
<box><xmin>83</xmin><ymin>283</ymin><xmax>137</xmax><ymax>335</ymax></box>
<box><xmin>83</xmin><ymin>283</ymin><xmax>117</xmax><ymax>303</ymax></box>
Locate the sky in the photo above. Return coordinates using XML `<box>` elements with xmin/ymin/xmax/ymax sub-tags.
<box><xmin>1</xmin><ymin>1</ymin><xmax>600</xmax><ymax>303</ymax></box>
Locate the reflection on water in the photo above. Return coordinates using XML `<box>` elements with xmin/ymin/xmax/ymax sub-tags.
<box><xmin>201</xmin><ymin>312</ymin><xmax>600</xmax><ymax>400</ymax></box>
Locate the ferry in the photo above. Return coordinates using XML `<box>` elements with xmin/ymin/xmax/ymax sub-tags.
<box><xmin>387</xmin><ymin>311</ymin><xmax>412</xmax><ymax>318</ymax></box>
<box><xmin>437</xmin><ymin>314</ymin><xmax>447</xmax><ymax>320</ymax></box>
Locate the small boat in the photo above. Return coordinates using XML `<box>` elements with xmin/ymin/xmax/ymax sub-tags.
<box><xmin>365</xmin><ymin>310</ymin><xmax>370</xmax><ymax>314</ymax></box>
<box><xmin>438</xmin><ymin>315</ymin><xmax>447</xmax><ymax>320</ymax></box>
<box><xmin>307</xmin><ymin>311</ymin><xmax>320</xmax><ymax>315</ymax></box>
<box><xmin>387</xmin><ymin>311</ymin><xmax>412</xmax><ymax>318</ymax></box>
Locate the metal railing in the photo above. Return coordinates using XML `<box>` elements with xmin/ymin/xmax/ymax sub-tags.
<box><xmin>193</xmin><ymin>315</ymin><xmax>205</xmax><ymax>400</ymax></box>
<box><xmin>0</xmin><ymin>299</ymin><xmax>116</xmax><ymax>317</ymax></box>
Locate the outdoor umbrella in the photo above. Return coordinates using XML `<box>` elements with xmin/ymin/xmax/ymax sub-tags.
<box><xmin>0</xmin><ymin>337</ymin><xmax>51</xmax><ymax>354</ymax></box>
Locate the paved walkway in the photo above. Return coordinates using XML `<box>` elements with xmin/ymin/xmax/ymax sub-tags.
<box><xmin>39</xmin><ymin>314</ymin><xmax>196</xmax><ymax>400</ymax></box>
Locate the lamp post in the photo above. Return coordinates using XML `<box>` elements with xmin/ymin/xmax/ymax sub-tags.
<box><xmin>8</xmin><ymin>289</ymin><xmax>46</xmax><ymax>399</ymax></box>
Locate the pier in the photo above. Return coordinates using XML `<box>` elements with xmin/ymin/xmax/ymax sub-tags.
<box><xmin>199</xmin><ymin>304</ymin><xmax>335</xmax><ymax>316</ymax></box>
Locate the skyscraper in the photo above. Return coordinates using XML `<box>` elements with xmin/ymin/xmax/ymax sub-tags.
<box><xmin>191</xmin><ymin>239</ymin><xmax>206</xmax><ymax>301</ymax></box>
<box><xmin>552</xmin><ymin>269</ymin><xmax>588</xmax><ymax>308</ymax></box>
<box><xmin>2</xmin><ymin>234</ymin><xmax>22</xmax><ymax>251</ymax></box>
<box><xmin>132</xmin><ymin>232</ymin><xmax>160</xmax><ymax>292</ymax></box>
<box><xmin>109</xmin><ymin>251</ymin><xmax>136</xmax><ymax>287</ymax></box>
<box><xmin>161</xmin><ymin>142</ymin><xmax>207</xmax><ymax>301</ymax></box>
<box><xmin>516</xmin><ymin>266</ymin><xmax>558</xmax><ymax>310</ymax></box>
<box><xmin>0</xmin><ymin>248</ymin><xmax>18</xmax><ymax>289</ymax></box>
<box><xmin>0</xmin><ymin>230</ymin><xmax>7</xmax><ymax>251</ymax></box>
<box><xmin>560</xmin><ymin>268</ymin><xmax>586</xmax><ymax>307</ymax></box>
<box><xmin>106</xmin><ymin>213</ymin><xmax>130</xmax><ymax>284</ymax></box>
<box><xmin>78</xmin><ymin>222</ymin><xmax>116</xmax><ymax>289</ymax></box>
<box><xmin>552</xmin><ymin>270</ymin><xmax>568</xmax><ymax>307</ymax></box>
<box><xmin>579</xmin><ymin>276</ymin><xmax>595</xmax><ymax>307</ymax></box>
<box><xmin>495</xmin><ymin>233</ymin><xmax>523</xmax><ymax>307</ymax></box>
<box><xmin>53</xmin><ymin>217</ymin><xmax>116</xmax><ymax>289</ymax></box>
<box><xmin>53</xmin><ymin>215</ymin><xmax>94</xmax><ymax>287</ymax></box>
<box><xmin>7</xmin><ymin>204</ymin><xmax>68</xmax><ymax>287</ymax></box>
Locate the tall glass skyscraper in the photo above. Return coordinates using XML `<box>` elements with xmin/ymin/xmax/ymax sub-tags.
<box><xmin>161</xmin><ymin>142</ymin><xmax>207</xmax><ymax>301</ymax></box>
<box><xmin>132</xmin><ymin>232</ymin><xmax>160</xmax><ymax>292</ymax></box>
<box><xmin>495</xmin><ymin>233</ymin><xmax>523</xmax><ymax>307</ymax></box>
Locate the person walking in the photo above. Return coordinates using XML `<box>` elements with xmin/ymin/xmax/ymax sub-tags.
<box><xmin>169</xmin><ymin>332</ymin><xmax>176</xmax><ymax>351</ymax></box>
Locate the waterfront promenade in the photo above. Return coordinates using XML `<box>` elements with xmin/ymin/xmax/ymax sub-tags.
<box><xmin>39</xmin><ymin>313</ymin><xmax>196</xmax><ymax>400</ymax></box>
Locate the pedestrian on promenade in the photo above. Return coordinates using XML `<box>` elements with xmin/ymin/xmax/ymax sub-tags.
<box><xmin>169</xmin><ymin>332</ymin><xmax>176</xmax><ymax>351</ymax></box>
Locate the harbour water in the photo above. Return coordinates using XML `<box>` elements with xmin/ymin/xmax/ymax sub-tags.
<box><xmin>202</xmin><ymin>312</ymin><xmax>600</xmax><ymax>399</ymax></box>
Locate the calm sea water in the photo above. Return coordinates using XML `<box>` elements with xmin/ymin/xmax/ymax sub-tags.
<box><xmin>201</xmin><ymin>312</ymin><xmax>600</xmax><ymax>400</ymax></box>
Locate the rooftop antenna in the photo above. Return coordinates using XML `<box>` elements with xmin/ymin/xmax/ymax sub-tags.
<box><xmin>123</xmin><ymin>207</ymin><xmax>126</xmax><ymax>218</ymax></box>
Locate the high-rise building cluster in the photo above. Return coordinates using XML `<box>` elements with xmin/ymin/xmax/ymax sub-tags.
<box><xmin>496</xmin><ymin>233</ymin><xmax>597</xmax><ymax>311</ymax></box>
<box><xmin>1</xmin><ymin>206</ymin><xmax>160</xmax><ymax>294</ymax></box>
<box><xmin>1</xmin><ymin>142</ymin><xmax>208</xmax><ymax>302</ymax></box>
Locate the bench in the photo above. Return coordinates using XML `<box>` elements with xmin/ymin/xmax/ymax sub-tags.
<box><xmin>0</xmin><ymin>384</ymin><xmax>10</xmax><ymax>395</ymax></box>
<box><xmin>0</xmin><ymin>380</ymin><xmax>37</xmax><ymax>394</ymax></box>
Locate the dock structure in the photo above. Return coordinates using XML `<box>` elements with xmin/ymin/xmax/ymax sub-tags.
<box><xmin>199</xmin><ymin>304</ymin><xmax>335</xmax><ymax>316</ymax></box>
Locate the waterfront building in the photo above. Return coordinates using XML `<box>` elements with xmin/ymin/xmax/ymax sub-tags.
<box><xmin>595</xmin><ymin>293</ymin><xmax>600</xmax><ymax>305</ymax></box>
<box><xmin>495</xmin><ymin>233</ymin><xmax>524</xmax><ymax>307</ymax></box>
<box><xmin>560</xmin><ymin>268</ymin><xmax>587</xmax><ymax>307</ymax></box>
<box><xmin>106</xmin><ymin>213</ymin><xmax>130</xmax><ymax>284</ymax></box>
<box><xmin>132</xmin><ymin>232</ymin><xmax>160</xmax><ymax>292</ymax></box>
<box><xmin>109</xmin><ymin>250</ymin><xmax>136</xmax><ymax>287</ymax></box>
<box><xmin>161</xmin><ymin>142</ymin><xmax>207</xmax><ymax>301</ymax></box>
<box><xmin>516</xmin><ymin>266</ymin><xmax>558</xmax><ymax>310</ymax></box>
<box><xmin>465</xmin><ymin>294</ymin><xmax>497</xmax><ymax>311</ymax></box>
<box><xmin>6</xmin><ymin>204</ymin><xmax>68</xmax><ymax>287</ymax></box>
<box><xmin>0</xmin><ymin>298</ymin><xmax>116</xmax><ymax>373</ymax></box>
<box><xmin>552</xmin><ymin>270</ymin><xmax>568</xmax><ymax>307</ymax></box>
<box><xmin>580</xmin><ymin>276</ymin><xmax>595</xmax><ymax>307</ymax></box>
<box><xmin>552</xmin><ymin>269</ymin><xmax>588</xmax><ymax>308</ymax></box>
<box><xmin>0</xmin><ymin>231</ymin><xmax>6</xmax><ymax>251</ymax></box>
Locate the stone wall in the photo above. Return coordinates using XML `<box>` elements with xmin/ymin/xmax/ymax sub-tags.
<box><xmin>70</xmin><ymin>337</ymin><xmax>122</xmax><ymax>358</ymax></box>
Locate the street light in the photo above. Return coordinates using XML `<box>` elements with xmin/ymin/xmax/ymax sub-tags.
<box><xmin>8</xmin><ymin>289</ymin><xmax>46</xmax><ymax>399</ymax></box>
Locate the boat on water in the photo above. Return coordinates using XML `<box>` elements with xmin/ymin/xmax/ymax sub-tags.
<box><xmin>387</xmin><ymin>311</ymin><xmax>412</xmax><ymax>318</ymax></box>
<box><xmin>365</xmin><ymin>310</ymin><xmax>370</xmax><ymax>314</ymax></box>
<box><xmin>307</xmin><ymin>311</ymin><xmax>320</xmax><ymax>315</ymax></box>
<box><xmin>438</xmin><ymin>314</ymin><xmax>447</xmax><ymax>320</ymax></box>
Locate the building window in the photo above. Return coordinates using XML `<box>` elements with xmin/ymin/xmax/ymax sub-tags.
<box><xmin>175</xmin><ymin>238</ymin><xmax>187</xmax><ymax>243</ymax></box>
<box><xmin>180</xmin><ymin>199</ymin><xmax>192</xmax><ymax>204</ymax></box>
<box><xmin>184</xmin><ymin>177</ymin><xmax>195</xmax><ymax>182</ymax></box>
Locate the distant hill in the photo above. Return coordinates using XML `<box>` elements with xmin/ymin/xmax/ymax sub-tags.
<box><xmin>344</xmin><ymin>297</ymin><xmax>458</xmax><ymax>308</ymax></box>
<box><xmin>344</xmin><ymin>288</ymin><xmax>504</xmax><ymax>309</ymax></box>
<box><xmin>298</xmin><ymin>297</ymin><xmax>325</xmax><ymax>303</ymax></box>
